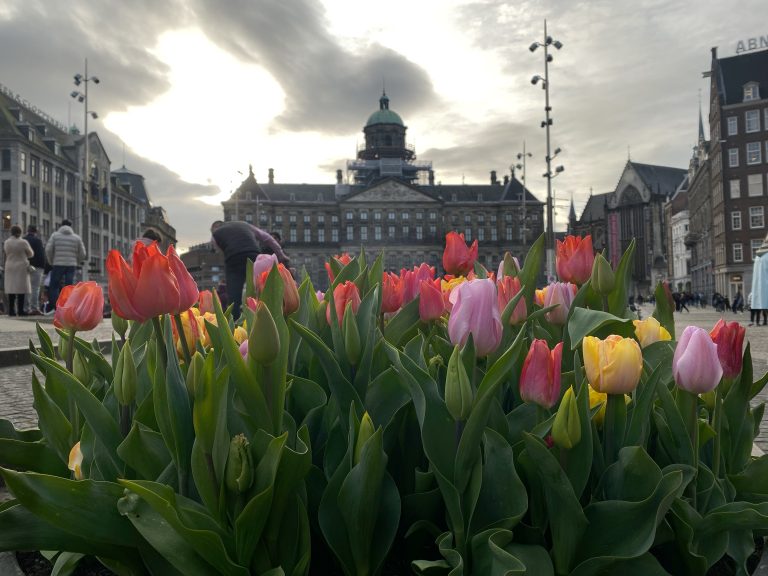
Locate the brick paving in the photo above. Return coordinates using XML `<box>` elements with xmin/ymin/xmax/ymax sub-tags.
<box><xmin>0</xmin><ymin>308</ymin><xmax>767</xmax><ymax>450</ymax></box>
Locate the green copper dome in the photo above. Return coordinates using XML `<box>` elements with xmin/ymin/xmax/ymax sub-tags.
<box><xmin>365</xmin><ymin>91</ymin><xmax>404</xmax><ymax>127</ymax></box>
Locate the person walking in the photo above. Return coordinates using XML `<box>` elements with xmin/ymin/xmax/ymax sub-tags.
<box><xmin>3</xmin><ymin>225</ymin><xmax>34</xmax><ymax>316</ymax></box>
<box><xmin>45</xmin><ymin>219</ymin><xmax>86</xmax><ymax>310</ymax></box>
<box><xmin>210</xmin><ymin>220</ymin><xmax>289</xmax><ymax>318</ymax></box>
<box><xmin>23</xmin><ymin>224</ymin><xmax>45</xmax><ymax>314</ymax></box>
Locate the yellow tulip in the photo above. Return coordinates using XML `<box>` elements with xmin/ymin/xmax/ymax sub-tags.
<box><xmin>583</xmin><ymin>335</ymin><xmax>643</xmax><ymax>394</ymax></box>
<box><xmin>588</xmin><ymin>386</ymin><xmax>630</xmax><ymax>426</ymax></box>
<box><xmin>68</xmin><ymin>442</ymin><xmax>84</xmax><ymax>480</ymax></box>
<box><xmin>233</xmin><ymin>326</ymin><xmax>248</xmax><ymax>345</ymax></box>
<box><xmin>632</xmin><ymin>317</ymin><xmax>671</xmax><ymax>348</ymax></box>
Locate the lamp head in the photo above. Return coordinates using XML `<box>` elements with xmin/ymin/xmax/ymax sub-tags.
<box><xmin>553</xmin><ymin>40</ymin><xmax>563</xmax><ymax>50</ymax></box>
<box><xmin>531</xmin><ymin>75</ymin><xmax>542</xmax><ymax>85</ymax></box>
<box><xmin>77</xmin><ymin>96</ymin><xmax>85</xmax><ymax>103</ymax></box>
<box><xmin>547</xmin><ymin>54</ymin><xmax>553</xmax><ymax>63</ymax></box>
<box><xmin>70</xmin><ymin>91</ymin><xmax>79</xmax><ymax>99</ymax></box>
<box><xmin>90</xmin><ymin>112</ymin><xmax>98</xmax><ymax>119</ymax></box>
<box><xmin>92</xmin><ymin>76</ymin><xmax>100</xmax><ymax>84</ymax></box>
<box><xmin>545</xmin><ymin>35</ymin><xmax>553</xmax><ymax>45</ymax></box>
<box><xmin>529</xmin><ymin>42</ymin><xmax>539</xmax><ymax>52</ymax></box>
<box><xmin>555</xmin><ymin>165</ymin><xmax>565</xmax><ymax>174</ymax></box>
<box><xmin>554</xmin><ymin>147</ymin><xmax>562</xmax><ymax>155</ymax></box>
<box><xmin>73</xmin><ymin>74</ymin><xmax>82</xmax><ymax>85</ymax></box>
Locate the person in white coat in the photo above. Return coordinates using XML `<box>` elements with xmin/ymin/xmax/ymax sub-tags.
<box><xmin>3</xmin><ymin>225</ymin><xmax>34</xmax><ymax>316</ymax></box>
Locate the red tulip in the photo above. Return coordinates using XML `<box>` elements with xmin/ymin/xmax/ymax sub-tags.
<box><xmin>54</xmin><ymin>281</ymin><xmax>104</xmax><ymax>332</ymax></box>
<box><xmin>324</xmin><ymin>253</ymin><xmax>353</xmax><ymax>282</ymax></box>
<box><xmin>401</xmin><ymin>263</ymin><xmax>436</xmax><ymax>303</ymax></box>
<box><xmin>443</xmin><ymin>232</ymin><xmax>478</xmax><ymax>276</ymax></box>
<box><xmin>497</xmin><ymin>275</ymin><xmax>527</xmax><ymax>325</ymax></box>
<box><xmin>107</xmin><ymin>242</ymin><xmax>193</xmax><ymax>322</ymax></box>
<box><xmin>198</xmin><ymin>290</ymin><xmax>214</xmax><ymax>314</ymax></box>
<box><xmin>556</xmin><ymin>235</ymin><xmax>594</xmax><ymax>285</ymax></box>
<box><xmin>167</xmin><ymin>245</ymin><xmax>199</xmax><ymax>313</ymax></box>
<box><xmin>327</xmin><ymin>281</ymin><xmax>361</xmax><ymax>327</ymax></box>
<box><xmin>419</xmin><ymin>279</ymin><xmax>444</xmax><ymax>321</ymax></box>
<box><xmin>381</xmin><ymin>272</ymin><xmax>404</xmax><ymax>313</ymax></box>
<box><xmin>259</xmin><ymin>264</ymin><xmax>299</xmax><ymax>315</ymax></box>
<box><xmin>520</xmin><ymin>340</ymin><xmax>563</xmax><ymax>409</ymax></box>
<box><xmin>253</xmin><ymin>254</ymin><xmax>279</xmax><ymax>290</ymax></box>
<box><xmin>710</xmin><ymin>319</ymin><xmax>746</xmax><ymax>380</ymax></box>
<box><xmin>447</xmin><ymin>278</ymin><xmax>502</xmax><ymax>356</ymax></box>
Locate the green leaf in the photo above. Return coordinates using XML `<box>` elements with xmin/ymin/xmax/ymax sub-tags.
<box><xmin>607</xmin><ymin>239</ymin><xmax>636</xmax><ymax>317</ymax></box>
<box><xmin>35</xmin><ymin>322</ymin><xmax>56</xmax><ymax>359</ymax></box>
<box><xmin>383</xmin><ymin>297</ymin><xmax>421</xmax><ymax>347</ymax></box>
<box><xmin>651</xmin><ymin>281</ymin><xmax>675</xmax><ymax>340</ymax></box>
<box><xmin>625</xmin><ymin>367</ymin><xmax>661</xmax><ymax>447</ymax></box>
<box><xmin>568</xmin><ymin>308</ymin><xmax>633</xmax><ymax>350</ymax></box>
<box><xmin>117</xmin><ymin>422</ymin><xmax>172</xmax><ymax>481</ymax></box>
<box><xmin>519</xmin><ymin>234</ymin><xmax>545</xmax><ymax>311</ymax></box>
<box><xmin>0</xmin><ymin>438</ymin><xmax>69</xmax><ymax>475</ymax></box>
<box><xmin>50</xmin><ymin>552</ymin><xmax>85</xmax><ymax>576</ymax></box>
<box><xmin>31</xmin><ymin>371</ymin><xmax>73</xmax><ymax>463</ymax></box>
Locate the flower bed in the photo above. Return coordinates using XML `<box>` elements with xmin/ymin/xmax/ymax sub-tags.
<box><xmin>0</xmin><ymin>233</ymin><xmax>766</xmax><ymax>576</ymax></box>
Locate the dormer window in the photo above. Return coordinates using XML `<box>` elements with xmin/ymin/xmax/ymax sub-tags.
<box><xmin>744</xmin><ymin>83</ymin><xmax>760</xmax><ymax>102</ymax></box>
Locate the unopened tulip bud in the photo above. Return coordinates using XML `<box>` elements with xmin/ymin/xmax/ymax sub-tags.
<box><xmin>114</xmin><ymin>341</ymin><xmax>137</xmax><ymax>406</ymax></box>
<box><xmin>591</xmin><ymin>253</ymin><xmax>615</xmax><ymax>296</ymax></box>
<box><xmin>225</xmin><ymin>434</ymin><xmax>253</xmax><ymax>494</ymax></box>
<box><xmin>502</xmin><ymin>252</ymin><xmax>521</xmax><ymax>278</ymax></box>
<box><xmin>73</xmin><ymin>350</ymin><xmax>89</xmax><ymax>385</ymax></box>
<box><xmin>343</xmin><ymin>302</ymin><xmax>361</xmax><ymax>366</ymax></box>
<box><xmin>552</xmin><ymin>387</ymin><xmax>581</xmax><ymax>449</ymax></box>
<box><xmin>248</xmin><ymin>301</ymin><xmax>280</xmax><ymax>365</ymax></box>
<box><xmin>445</xmin><ymin>346</ymin><xmax>473</xmax><ymax>421</ymax></box>
<box><xmin>354</xmin><ymin>412</ymin><xmax>375</xmax><ymax>465</ymax></box>
<box><xmin>111</xmin><ymin>314</ymin><xmax>129</xmax><ymax>339</ymax></box>
<box><xmin>185</xmin><ymin>351</ymin><xmax>205</xmax><ymax>397</ymax></box>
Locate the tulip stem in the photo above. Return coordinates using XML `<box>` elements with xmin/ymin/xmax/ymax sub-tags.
<box><xmin>686</xmin><ymin>390</ymin><xmax>699</xmax><ymax>508</ymax></box>
<box><xmin>173</xmin><ymin>313</ymin><xmax>193</xmax><ymax>365</ymax></box>
<box><xmin>66</xmin><ymin>329</ymin><xmax>80</xmax><ymax>439</ymax></box>
<box><xmin>601</xmin><ymin>295</ymin><xmax>609</xmax><ymax>313</ymax></box>
<box><xmin>603</xmin><ymin>393</ymin><xmax>626</xmax><ymax>465</ymax></box>
<box><xmin>151</xmin><ymin>316</ymin><xmax>167</xmax><ymax>369</ymax></box>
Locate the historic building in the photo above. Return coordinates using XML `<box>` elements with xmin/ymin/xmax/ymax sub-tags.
<box><xmin>180</xmin><ymin>241</ymin><xmax>225</xmax><ymax>293</ymax></box>
<box><xmin>571</xmin><ymin>191</ymin><xmax>611</xmax><ymax>253</ymax></box>
<box><xmin>605</xmin><ymin>161</ymin><xmax>686</xmax><ymax>296</ymax></box>
<box><xmin>706</xmin><ymin>46</ymin><xmax>768</xmax><ymax>299</ymax></box>
<box><xmin>221</xmin><ymin>93</ymin><xmax>544</xmax><ymax>289</ymax></box>
<box><xmin>665</xmin><ymin>182</ymin><xmax>691</xmax><ymax>293</ymax></box>
<box><xmin>0</xmin><ymin>83</ymin><xmax>176</xmax><ymax>288</ymax></box>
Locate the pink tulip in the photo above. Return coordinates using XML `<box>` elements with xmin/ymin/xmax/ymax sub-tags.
<box><xmin>253</xmin><ymin>254</ymin><xmax>279</xmax><ymax>289</ymax></box>
<box><xmin>401</xmin><ymin>263</ymin><xmax>436</xmax><ymax>303</ymax></box>
<box><xmin>520</xmin><ymin>340</ymin><xmax>563</xmax><ymax>409</ymax></box>
<box><xmin>673</xmin><ymin>326</ymin><xmax>723</xmax><ymax>394</ymax></box>
<box><xmin>543</xmin><ymin>282</ymin><xmax>577</xmax><ymax>325</ymax></box>
<box><xmin>419</xmin><ymin>279</ymin><xmax>444</xmax><ymax>321</ymax></box>
<box><xmin>497</xmin><ymin>275</ymin><xmax>527</xmax><ymax>325</ymax></box>
<box><xmin>315</xmin><ymin>290</ymin><xmax>325</xmax><ymax>303</ymax></box>
<box><xmin>239</xmin><ymin>339</ymin><xmax>249</xmax><ymax>359</ymax></box>
<box><xmin>447</xmin><ymin>279</ymin><xmax>502</xmax><ymax>356</ymax></box>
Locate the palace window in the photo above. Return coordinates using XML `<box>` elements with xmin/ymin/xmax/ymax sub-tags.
<box><xmin>416</xmin><ymin>225</ymin><xmax>423</xmax><ymax>240</ymax></box>
<box><xmin>304</xmin><ymin>214</ymin><xmax>311</xmax><ymax>224</ymax></box>
<box><xmin>388</xmin><ymin>225</ymin><xmax>395</xmax><ymax>238</ymax></box>
<box><xmin>746</xmin><ymin>142</ymin><xmax>762</xmax><ymax>164</ymax></box>
<box><xmin>360</xmin><ymin>211</ymin><xmax>368</xmax><ymax>220</ymax></box>
<box><xmin>360</xmin><ymin>227</ymin><xmax>368</xmax><ymax>241</ymax></box>
<box><xmin>304</xmin><ymin>229</ymin><xmax>311</xmax><ymax>242</ymax></box>
<box><xmin>478</xmin><ymin>228</ymin><xmax>485</xmax><ymax>241</ymax></box>
<box><xmin>402</xmin><ymin>225</ymin><xmax>409</xmax><ymax>238</ymax></box>
<box><xmin>346</xmin><ymin>211</ymin><xmax>353</xmax><ymax>220</ymax></box>
<box><xmin>746</xmin><ymin>110</ymin><xmax>760</xmax><ymax>133</ymax></box>
<box><xmin>332</xmin><ymin>228</ymin><xmax>339</xmax><ymax>242</ymax></box>
<box><xmin>375</xmin><ymin>226</ymin><xmax>382</xmax><ymax>240</ymax></box>
<box><xmin>346</xmin><ymin>225</ymin><xmax>353</xmax><ymax>241</ymax></box>
<box><xmin>290</xmin><ymin>229</ymin><xmax>297</xmax><ymax>242</ymax></box>
<box><xmin>491</xmin><ymin>228</ymin><xmax>498</xmax><ymax>241</ymax></box>
<box><xmin>318</xmin><ymin>229</ymin><xmax>325</xmax><ymax>242</ymax></box>
<box><xmin>728</xmin><ymin>116</ymin><xmax>738</xmax><ymax>136</ymax></box>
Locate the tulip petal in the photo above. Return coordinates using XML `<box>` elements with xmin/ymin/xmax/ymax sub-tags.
<box><xmin>107</xmin><ymin>250</ymin><xmax>145</xmax><ymax>322</ymax></box>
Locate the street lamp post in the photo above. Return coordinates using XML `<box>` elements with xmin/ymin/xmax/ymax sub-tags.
<box><xmin>71</xmin><ymin>58</ymin><xmax>99</xmax><ymax>281</ymax></box>
<box><xmin>530</xmin><ymin>20</ymin><xmax>564</xmax><ymax>281</ymax></box>
<box><xmin>515</xmin><ymin>141</ymin><xmax>532</xmax><ymax>245</ymax></box>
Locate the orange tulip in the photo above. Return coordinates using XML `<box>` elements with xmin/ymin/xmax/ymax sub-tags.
<box><xmin>54</xmin><ymin>281</ymin><xmax>104</xmax><ymax>332</ymax></box>
<box><xmin>556</xmin><ymin>235</ymin><xmax>594</xmax><ymax>285</ymax></box>
<box><xmin>325</xmin><ymin>253</ymin><xmax>353</xmax><ymax>282</ymax></box>
<box><xmin>259</xmin><ymin>264</ymin><xmax>300</xmax><ymax>315</ymax></box>
<box><xmin>443</xmin><ymin>232</ymin><xmax>478</xmax><ymax>276</ymax></box>
<box><xmin>327</xmin><ymin>281</ymin><xmax>361</xmax><ymax>327</ymax></box>
<box><xmin>381</xmin><ymin>272</ymin><xmax>404</xmax><ymax>313</ymax></box>
<box><xmin>497</xmin><ymin>275</ymin><xmax>527</xmax><ymax>325</ymax></box>
<box><xmin>198</xmin><ymin>290</ymin><xmax>214</xmax><ymax>314</ymax></box>
<box><xmin>419</xmin><ymin>279</ymin><xmax>445</xmax><ymax>321</ymax></box>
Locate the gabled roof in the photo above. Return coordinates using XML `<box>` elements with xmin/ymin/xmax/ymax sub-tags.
<box><xmin>579</xmin><ymin>192</ymin><xmax>611</xmax><ymax>223</ymax></box>
<box><xmin>630</xmin><ymin>162</ymin><xmax>686</xmax><ymax>198</ymax></box>
<box><xmin>112</xmin><ymin>166</ymin><xmax>150</xmax><ymax>206</ymax></box>
<box><xmin>717</xmin><ymin>48</ymin><xmax>768</xmax><ymax>106</ymax></box>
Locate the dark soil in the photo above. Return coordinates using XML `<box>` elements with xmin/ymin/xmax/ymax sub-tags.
<box><xmin>16</xmin><ymin>551</ymin><xmax>116</xmax><ymax>576</ymax></box>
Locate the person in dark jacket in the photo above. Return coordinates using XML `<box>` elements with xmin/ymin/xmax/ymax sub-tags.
<box><xmin>210</xmin><ymin>220</ymin><xmax>289</xmax><ymax>318</ymax></box>
<box><xmin>23</xmin><ymin>225</ymin><xmax>46</xmax><ymax>314</ymax></box>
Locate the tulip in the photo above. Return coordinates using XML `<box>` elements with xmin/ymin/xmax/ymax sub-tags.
<box><xmin>354</xmin><ymin>413</ymin><xmax>375</xmax><ymax>465</ymax></box>
<box><xmin>171</xmin><ymin>308</ymin><xmax>205</xmax><ymax>357</ymax></box>
<box><xmin>447</xmin><ymin>279</ymin><xmax>502</xmax><ymax>357</ymax></box>
<box><xmin>225</xmin><ymin>434</ymin><xmax>253</xmax><ymax>494</ymax></box>
<box><xmin>445</xmin><ymin>345</ymin><xmax>473</xmax><ymax>421</ymax></box>
<box><xmin>198</xmin><ymin>290</ymin><xmax>214</xmax><ymax>314</ymax></box>
<box><xmin>327</xmin><ymin>281</ymin><xmax>361</xmax><ymax>327</ymax></box>
<box><xmin>442</xmin><ymin>276</ymin><xmax>467</xmax><ymax>312</ymax></box>
<box><xmin>247</xmin><ymin>299</ymin><xmax>280</xmax><ymax>365</ymax></box>
<box><xmin>673</xmin><ymin>326</ymin><xmax>723</xmax><ymax>394</ymax></box>
<box><xmin>591</xmin><ymin>253</ymin><xmax>615</xmax><ymax>295</ymax></box>
<box><xmin>259</xmin><ymin>263</ymin><xmax>300</xmax><ymax>315</ymax></box>
<box><xmin>519</xmin><ymin>340</ymin><xmax>562</xmax><ymax>409</ymax></box>
<box><xmin>401</xmin><ymin>263</ymin><xmax>436</xmax><ymax>303</ymax></box>
<box><xmin>633</xmin><ymin>316</ymin><xmax>672</xmax><ymax>348</ymax></box>
<box><xmin>343</xmin><ymin>302</ymin><xmax>362</xmax><ymax>366</ymax></box>
<box><xmin>552</xmin><ymin>387</ymin><xmax>581</xmax><ymax>449</ymax></box>
<box><xmin>315</xmin><ymin>290</ymin><xmax>324</xmax><ymax>303</ymax></box>
<box><xmin>68</xmin><ymin>442</ymin><xmax>84</xmax><ymax>480</ymax></box>
<box><xmin>419</xmin><ymin>279</ymin><xmax>445</xmax><ymax>321</ymax></box>
<box><xmin>443</xmin><ymin>231</ymin><xmax>478</xmax><ymax>276</ymax></box>
<box><xmin>497</xmin><ymin>253</ymin><xmax>521</xmax><ymax>279</ymax></box>
<box><xmin>73</xmin><ymin>351</ymin><xmax>89</xmax><ymax>386</ymax></box>
<box><xmin>542</xmin><ymin>282</ymin><xmax>578</xmax><ymax>325</ymax></box>
<box><xmin>107</xmin><ymin>242</ymin><xmax>199</xmax><ymax>323</ymax></box>
<box><xmin>325</xmin><ymin>253</ymin><xmax>353</xmax><ymax>282</ymax></box>
<box><xmin>497</xmin><ymin>275</ymin><xmax>527</xmax><ymax>325</ymax></box>
<box><xmin>253</xmin><ymin>253</ymin><xmax>279</xmax><ymax>289</ymax></box>
<box><xmin>587</xmin><ymin>386</ymin><xmax>630</xmax><ymax>427</ymax></box>
<box><xmin>186</xmin><ymin>350</ymin><xmax>205</xmax><ymax>397</ymax></box>
<box><xmin>381</xmin><ymin>272</ymin><xmax>404</xmax><ymax>313</ymax></box>
<box><xmin>233</xmin><ymin>326</ymin><xmax>248</xmax><ymax>345</ymax></box>
<box><xmin>709</xmin><ymin>319</ymin><xmax>746</xmax><ymax>380</ymax></box>
<box><xmin>583</xmin><ymin>335</ymin><xmax>643</xmax><ymax>394</ymax></box>
<box><xmin>54</xmin><ymin>281</ymin><xmax>104</xmax><ymax>332</ymax></box>
<box><xmin>114</xmin><ymin>340</ymin><xmax>137</xmax><ymax>406</ymax></box>
<box><xmin>556</xmin><ymin>234</ymin><xmax>594</xmax><ymax>285</ymax></box>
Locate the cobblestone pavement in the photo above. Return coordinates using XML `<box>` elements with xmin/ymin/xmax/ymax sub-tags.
<box><xmin>1</xmin><ymin>308</ymin><xmax>767</xmax><ymax>450</ymax></box>
<box><xmin>0</xmin><ymin>315</ymin><xmax>114</xmax><ymax>350</ymax></box>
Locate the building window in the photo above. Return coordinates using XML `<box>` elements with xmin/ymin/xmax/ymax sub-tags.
<box><xmin>416</xmin><ymin>211</ymin><xmax>423</xmax><ymax>220</ymax></box>
<box><xmin>478</xmin><ymin>228</ymin><xmax>485</xmax><ymax>241</ymax></box>
<box><xmin>304</xmin><ymin>214</ymin><xmax>311</xmax><ymax>224</ymax></box>
<box><xmin>429</xmin><ymin>225</ymin><xmax>436</xmax><ymax>237</ymax></box>
<box><xmin>360</xmin><ymin>211</ymin><xmax>368</xmax><ymax>221</ymax></box>
<box><xmin>245</xmin><ymin>213</ymin><xmax>253</xmax><ymax>223</ymax></box>
<box><xmin>464</xmin><ymin>214</ymin><xmax>471</xmax><ymax>224</ymax></box>
<box><xmin>477</xmin><ymin>214</ymin><xmax>485</xmax><ymax>224</ymax></box>
<box><xmin>332</xmin><ymin>215</ymin><xmax>339</xmax><ymax>224</ymax></box>
<box><xmin>54</xmin><ymin>168</ymin><xmax>63</xmax><ymax>187</ymax></box>
<box><xmin>304</xmin><ymin>229</ymin><xmax>311</xmax><ymax>242</ymax></box>
<box><xmin>491</xmin><ymin>228</ymin><xmax>498</xmax><ymax>241</ymax></box>
<box><xmin>332</xmin><ymin>228</ymin><xmax>339</xmax><ymax>242</ymax></box>
<box><xmin>290</xmin><ymin>229</ymin><xmax>297</xmax><ymax>242</ymax></box>
<box><xmin>318</xmin><ymin>229</ymin><xmax>325</xmax><ymax>242</ymax></box>
<box><xmin>2</xmin><ymin>210</ymin><xmax>11</xmax><ymax>229</ymax></box>
<box><xmin>346</xmin><ymin>211</ymin><xmax>353</xmax><ymax>220</ymax></box>
<box><xmin>402</xmin><ymin>212</ymin><xmax>409</xmax><ymax>221</ymax></box>
<box><xmin>505</xmin><ymin>213</ymin><xmax>512</xmax><ymax>222</ymax></box>
<box><xmin>748</xmin><ymin>174</ymin><xmax>764</xmax><ymax>197</ymax></box>
<box><xmin>0</xmin><ymin>179</ymin><xmax>11</xmax><ymax>202</ymax></box>
<box><xmin>289</xmin><ymin>214</ymin><xmax>296</xmax><ymax>224</ymax></box>
<box><xmin>429</xmin><ymin>211</ymin><xmax>437</xmax><ymax>221</ymax></box>
<box><xmin>318</xmin><ymin>214</ymin><xmax>325</xmax><ymax>224</ymax></box>
<box><xmin>732</xmin><ymin>211</ymin><xmax>742</xmax><ymax>230</ymax></box>
<box><xmin>30</xmin><ymin>156</ymin><xmax>38</xmax><ymax>178</ymax></box>
<box><xmin>374</xmin><ymin>226</ymin><xmax>381</xmax><ymax>240</ymax></box>
<box><xmin>733</xmin><ymin>242</ymin><xmax>743</xmax><ymax>263</ymax></box>
<box><xmin>275</xmin><ymin>215</ymin><xmax>283</xmax><ymax>224</ymax></box>
<box><xmin>752</xmin><ymin>239</ymin><xmax>763</xmax><ymax>260</ymax></box>
<box><xmin>416</xmin><ymin>225</ymin><xmax>423</xmax><ymax>240</ymax></box>
<box><xmin>402</xmin><ymin>225</ymin><xmax>409</xmax><ymax>238</ymax></box>
<box><xmin>744</xmin><ymin>83</ymin><xmax>760</xmax><ymax>101</ymax></box>
<box><xmin>260</xmin><ymin>213</ymin><xmax>268</xmax><ymax>224</ymax></box>
<box><xmin>42</xmin><ymin>162</ymin><xmax>50</xmax><ymax>183</ymax></box>
<box><xmin>750</xmin><ymin>206</ymin><xmax>765</xmax><ymax>229</ymax></box>
<box><xmin>506</xmin><ymin>226</ymin><xmax>513</xmax><ymax>241</ymax></box>
<box><xmin>747</xmin><ymin>142</ymin><xmax>762</xmax><ymax>164</ymax></box>
<box><xmin>388</xmin><ymin>211</ymin><xmax>395</xmax><ymax>221</ymax></box>
<box><xmin>746</xmin><ymin>110</ymin><xmax>760</xmax><ymax>133</ymax></box>
<box><xmin>0</xmin><ymin>150</ymin><xmax>9</xmax><ymax>171</ymax></box>
<box><xmin>730</xmin><ymin>179</ymin><xmax>741</xmax><ymax>198</ymax></box>
<box><xmin>43</xmin><ymin>191</ymin><xmax>51</xmax><ymax>212</ymax></box>
<box><xmin>728</xmin><ymin>148</ymin><xmax>739</xmax><ymax>167</ymax></box>
<box><xmin>374</xmin><ymin>211</ymin><xmax>381</xmax><ymax>221</ymax></box>
<box><xmin>491</xmin><ymin>213</ymin><xmax>497</xmax><ymax>224</ymax></box>
<box><xmin>21</xmin><ymin>182</ymin><xmax>26</xmax><ymax>204</ymax></box>
<box><xmin>728</xmin><ymin>116</ymin><xmax>738</xmax><ymax>136</ymax></box>
<box><xmin>464</xmin><ymin>228</ymin><xmax>471</xmax><ymax>241</ymax></box>
<box><xmin>388</xmin><ymin>225</ymin><xmax>395</xmax><ymax>238</ymax></box>
<box><xmin>360</xmin><ymin>227</ymin><xmax>367</xmax><ymax>241</ymax></box>
<box><xmin>103</xmin><ymin>212</ymin><xmax>110</xmax><ymax>229</ymax></box>
<box><xmin>346</xmin><ymin>225</ymin><xmax>353</xmax><ymax>241</ymax></box>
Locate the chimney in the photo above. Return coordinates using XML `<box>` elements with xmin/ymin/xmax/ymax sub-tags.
<box><xmin>336</xmin><ymin>169</ymin><xmax>343</xmax><ymax>184</ymax></box>
<box><xmin>268</xmin><ymin>168</ymin><xmax>274</xmax><ymax>184</ymax></box>
<box><xmin>490</xmin><ymin>170</ymin><xmax>497</xmax><ymax>185</ymax></box>
<box><xmin>503</xmin><ymin>175</ymin><xmax>509</xmax><ymax>186</ymax></box>
<box><xmin>428</xmin><ymin>170</ymin><xmax>435</xmax><ymax>185</ymax></box>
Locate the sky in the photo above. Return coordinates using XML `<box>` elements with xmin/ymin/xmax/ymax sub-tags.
<box><xmin>1</xmin><ymin>0</ymin><xmax>766</xmax><ymax>251</ymax></box>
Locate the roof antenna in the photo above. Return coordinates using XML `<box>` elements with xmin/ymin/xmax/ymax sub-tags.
<box><xmin>122</xmin><ymin>142</ymin><xmax>126</xmax><ymax>168</ymax></box>
<box><xmin>627</xmin><ymin>145</ymin><xmax>631</xmax><ymax>161</ymax></box>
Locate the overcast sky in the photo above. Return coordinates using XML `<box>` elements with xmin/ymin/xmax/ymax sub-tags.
<box><xmin>1</xmin><ymin>0</ymin><xmax>766</xmax><ymax>250</ymax></box>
